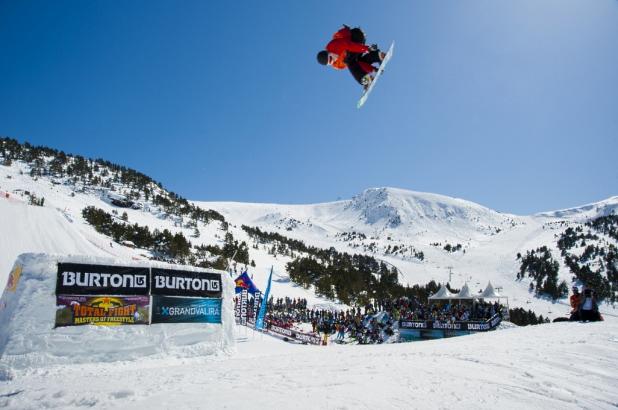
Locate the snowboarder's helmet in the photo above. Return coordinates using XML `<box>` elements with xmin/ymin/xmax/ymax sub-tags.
<box><xmin>317</xmin><ymin>50</ymin><xmax>328</xmax><ymax>65</ymax></box>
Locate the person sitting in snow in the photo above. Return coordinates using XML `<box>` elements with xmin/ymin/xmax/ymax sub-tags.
<box><xmin>569</xmin><ymin>286</ymin><xmax>582</xmax><ymax>321</ymax></box>
<box><xmin>578</xmin><ymin>288</ymin><xmax>603</xmax><ymax>322</ymax></box>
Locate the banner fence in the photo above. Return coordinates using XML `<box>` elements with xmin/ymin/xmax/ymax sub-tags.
<box><xmin>399</xmin><ymin>314</ymin><xmax>502</xmax><ymax>332</ymax></box>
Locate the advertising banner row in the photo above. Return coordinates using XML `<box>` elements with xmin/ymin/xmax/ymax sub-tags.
<box><xmin>265</xmin><ymin>322</ymin><xmax>322</xmax><ymax>345</ymax></box>
<box><xmin>54</xmin><ymin>263</ymin><xmax>223</xmax><ymax>327</ymax></box>
<box><xmin>232</xmin><ymin>292</ymin><xmax>320</xmax><ymax>345</ymax></box>
<box><xmin>399</xmin><ymin>314</ymin><xmax>502</xmax><ymax>332</ymax></box>
<box><xmin>56</xmin><ymin>262</ymin><xmax>222</xmax><ymax>298</ymax></box>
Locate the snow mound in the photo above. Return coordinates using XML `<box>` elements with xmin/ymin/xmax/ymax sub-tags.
<box><xmin>0</xmin><ymin>253</ymin><xmax>235</xmax><ymax>372</ymax></box>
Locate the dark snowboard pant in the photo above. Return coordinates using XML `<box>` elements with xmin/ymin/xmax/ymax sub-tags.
<box><xmin>346</xmin><ymin>50</ymin><xmax>383</xmax><ymax>85</ymax></box>
<box><xmin>580</xmin><ymin>309</ymin><xmax>601</xmax><ymax>322</ymax></box>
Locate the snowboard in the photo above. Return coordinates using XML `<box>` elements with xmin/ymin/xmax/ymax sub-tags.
<box><xmin>357</xmin><ymin>41</ymin><xmax>394</xmax><ymax>109</ymax></box>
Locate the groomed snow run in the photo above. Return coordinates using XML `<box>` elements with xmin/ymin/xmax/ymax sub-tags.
<box><xmin>0</xmin><ymin>254</ymin><xmax>616</xmax><ymax>408</ymax></box>
<box><xmin>0</xmin><ymin>320</ymin><xmax>617</xmax><ymax>409</ymax></box>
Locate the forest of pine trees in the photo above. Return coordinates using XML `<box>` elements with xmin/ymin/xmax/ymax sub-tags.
<box><xmin>82</xmin><ymin>206</ymin><xmax>251</xmax><ymax>269</ymax></box>
<box><xmin>516</xmin><ymin>213</ymin><xmax>617</xmax><ymax>302</ymax></box>
<box><xmin>516</xmin><ymin>246</ymin><xmax>568</xmax><ymax>299</ymax></box>
<box><xmin>243</xmin><ymin>224</ymin><xmax>442</xmax><ymax>305</ymax></box>
<box><xmin>508</xmin><ymin>307</ymin><xmax>550</xmax><ymax>326</ymax></box>
<box><xmin>0</xmin><ymin>137</ymin><xmax>226</xmax><ymax>225</ymax></box>
<box><xmin>556</xmin><ymin>215</ymin><xmax>617</xmax><ymax>302</ymax></box>
<box><xmin>82</xmin><ymin>206</ymin><xmax>192</xmax><ymax>261</ymax></box>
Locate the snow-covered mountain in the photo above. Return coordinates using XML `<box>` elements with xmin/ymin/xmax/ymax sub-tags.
<box><xmin>1</xmin><ymin>145</ymin><xmax>616</xmax><ymax>320</ymax></box>
<box><xmin>195</xmin><ymin>189</ymin><xmax>617</xmax><ymax>317</ymax></box>
<box><xmin>535</xmin><ymin>196</ymin><xmax>618</xmax><ymax>221</ymax></box>
<box><xmin>1</xmin><ymin>143</ymin><xmax>617</xmax><ymax>409</ymax></box>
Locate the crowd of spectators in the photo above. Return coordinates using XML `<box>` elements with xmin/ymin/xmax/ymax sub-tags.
<box><xmin>258</xmin><ymin>296</ymin><xmax>504</xmax><ymax>345</ymax></box>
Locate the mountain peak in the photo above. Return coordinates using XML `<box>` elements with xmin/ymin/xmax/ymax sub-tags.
<box><xmin>345</xmin><ymin>187</ymin><xmax>508</xmax><ymax>229</ymax></box>
<box><xmin>535</xmin><ymin>196</ymin><xmax>618</xmax><ymax>220</ymax></box>
<box><xmin>346</xmin><ymin>188</ymin><xmax>404</xmax><ymax>227</ymax></box>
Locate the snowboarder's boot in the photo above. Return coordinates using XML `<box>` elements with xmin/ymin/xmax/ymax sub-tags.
<box><xmin>361</xmin><ymin>73</ymin><xmax>374</xmax><ymax>90</ymax></box>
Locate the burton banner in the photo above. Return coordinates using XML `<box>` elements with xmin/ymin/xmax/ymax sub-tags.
<box><xmin>151</xmin><ymin>268</ymin><xmax>222</xmax><ymax>298</ymax></box>
<box><xmin>55</xmin><ymin>295</ymin><xmax>150</xmax><ymax>327</ymax></box>
<box><xmin>267</xmin><ymin>322</ymin><xmax>322</xmax><ymax>345</ymax></box>
<box><xmin>151</xmin><ymin>296</ymin><xmax>222</xmax><ymax>324</ymax></box>
<box><xmin>399</xmin><ymin>314</ymin><xmax>502</xmax><ymax>332</ymax></box>
<box><xmin>57</xmin><ymin>263</ymin><xmax>150</xmax><ymax>296</ymax></box>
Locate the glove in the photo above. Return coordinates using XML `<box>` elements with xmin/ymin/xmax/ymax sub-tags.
<box><xmin>369</xmin><ymin>44</ymin><xmax>378</xmax><ymax>51</ymax></box>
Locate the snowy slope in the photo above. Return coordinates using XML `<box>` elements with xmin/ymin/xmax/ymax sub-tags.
<box><xmin>535</xmin><ymin>196</ymin><xmax>618</xmax><ymax>221</ymax></box>
<box><xmin>1</xmin><ymin>160</ymin><xmax>617</xmax><ymax>320</ymax></box>
<box><xmin>1</xmin><ymin>158</ymin><xmax>618</xmax><ymax>409</ymax></box>
<box><xmin>196</xmin><ymin>189</ymin><xmax>618</xmax><ymax>320</ymax></box>
<box><xmin>1</xmin><ymin>321</ymin><xmax>616</xmax><ymax>409</ymax></box>
<box><xmin>0</xmin><ymin>200</ymin><xmax>109</xmax><ymax>276</ymax></box>
<box><xmin>0</xmin><ymin>161</ymin><xmax>330</xmax><ymax>309</ymax></box>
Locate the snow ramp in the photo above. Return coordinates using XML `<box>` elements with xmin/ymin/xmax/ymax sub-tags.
<box><xmin>0</xmin><ymin>253</ymin><xmax>235</xmax><ymax>373</ymax></box>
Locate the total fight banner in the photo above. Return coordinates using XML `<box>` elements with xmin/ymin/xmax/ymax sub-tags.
<box><xmin>151</xmin><ymin>296</ymin><xmax>222</xmax><ymax>324</ymax></box>
<box><xmin>55</xmin><ymin>295</ymin><xmax>150</xmax><ymax>327</ymax></box>
<box><xmin>57</xmin><ymin>263</ymin><xmax>149</xmax><ymax>296</ymax></box>
<box><xmin>399</xmin><ymin>314</ymin><xmax>502</xmax><ymax>332</ymax></box>
<box><xmin>151</xmin><ymin>268</ymin><xmax>222</xmax><ymax>298</ymax></box>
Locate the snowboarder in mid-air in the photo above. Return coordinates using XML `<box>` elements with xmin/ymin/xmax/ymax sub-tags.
<box><xmin>316</xmin><ymin>25</ymin><xmax>386</xmax><ymax>90</ymax></box>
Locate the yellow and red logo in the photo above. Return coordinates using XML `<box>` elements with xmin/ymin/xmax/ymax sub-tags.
<box><xmin>235</xmin><ymin>278</ymin><xmax>250</xmax><ymax>289</ymax></box>
<box><xmin>71</xmin><ymin>297</ymin><xmax>138</xmax><ymax>326</ymax></box>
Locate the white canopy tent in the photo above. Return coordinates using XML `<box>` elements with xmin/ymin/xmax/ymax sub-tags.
<box><xmin>478</xmin><ymin>281</ymin><xmax>510</xmax><ymax>320</ymax></box>
<box><xmin>454</xmin><ymin>283</ymin><xmax>475</xmax><ymax>299</ymax></box>
<box><xmin>480</xmin><ymin>281</ymin><xmax>501</xmax><ymax>298</ymax></box>
<box><xmin>428</xmin><ymin>284</ymin><xmax>456</xmax><ymax>300</ymax></box>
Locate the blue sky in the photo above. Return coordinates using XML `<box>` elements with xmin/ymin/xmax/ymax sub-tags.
<box><xmin>1</xmin><ymin>0</ymin><xmax>616</xmax><ymax>214</ymax></box>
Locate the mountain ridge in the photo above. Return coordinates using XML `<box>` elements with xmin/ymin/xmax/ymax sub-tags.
<box><xmin>1</xmin><ymin>138</ymin><xmax>616</xmax><ymax>319</ymax></box>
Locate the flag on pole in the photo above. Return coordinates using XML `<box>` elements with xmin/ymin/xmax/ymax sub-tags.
<box><xmin>255</xmin><ymin>266</ymin><xmax>273</xmax><ymax>330</ymax></box>
<box><xmin>234</xmin><ymin>271</ymin><xmax>260</xmax><ymax>294</ymax></box>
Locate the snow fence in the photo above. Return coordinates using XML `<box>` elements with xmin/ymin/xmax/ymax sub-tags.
<box><xmin>0</xmin><ymin>253</ymin><xmax>235</xmax><ymax>372</ymax></box>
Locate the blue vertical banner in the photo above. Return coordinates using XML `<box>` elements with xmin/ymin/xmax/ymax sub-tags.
<box><xmin>255</xmin><ymin>267</ymin><xmax>273</xmax><ymax>330</ymax></box>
